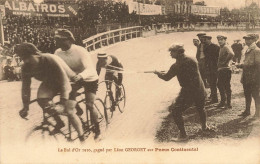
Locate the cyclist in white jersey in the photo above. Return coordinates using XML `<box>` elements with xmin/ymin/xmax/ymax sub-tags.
<box><xmin>54</xmin><ymin>29</ymin><xmax>101</xmax><ymax>139</ymax></box>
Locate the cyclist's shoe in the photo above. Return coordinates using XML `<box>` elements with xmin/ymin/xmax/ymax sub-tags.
<box><xmin>50</xmin><ymin>121</ymin><xmax>65</xmax><ymax>135</ymax></box>
<box><xmin>94</xmin><ymin>124</ymin><xmax>101</xmax><ymax>140</ymax></box>
<box><xmin>79</xmin><ymin>135</ymin><xmax>85</xmax><ymax>143</ymax></box>
<box><xmin>111</xmin><ymin>103</ymin><xmax>116</xmax><ymax>112</ymax></box>
<box><xmin>19</xmin><ymin>109</ymin><xmax>28</xmax><ymax>119</ymax></box>
<box><xmin>76</xmin><ymin>104</ymin><xmax>83</xmax><ymax>116</ymax></box>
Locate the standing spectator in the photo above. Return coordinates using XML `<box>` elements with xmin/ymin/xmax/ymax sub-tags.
<box><xmin>154</xmin><ymin>44</ymin><xmax>209</xmax><ymax>142</ymax></box>
<box><xmin>203</xmin><ymin>35</ymin><xmax>220</xmax><ymax>104</ymax></box>
<box><xmin>254</xmin><ymin>34</ymin><xmax>260</xmax><ymax>48</ymax></box>
<box><xmin>215</xmin><ymin>35</ymin><xmax>234</xmax><ymax>109</ymax></box>
<box><xmin>196</xmin><ymin>33</ymin><xmax>208</xmax><ymax>88</ymax></box>
<box><xmin>193</xmin><ymin>38</ymin><xmax>200</xmax><ymax>48</ymax></box>
<box><xmin>231</xmin><ymin>40</ymin><xmax>243</xmax><ymax>63</ymax></box>
<box><xmin>4</xmin><ymin>59</ymin><xmax>16</xmax><ymax>81</ymax></box>
<box><xmin>237</xmin><ymin>34</ymin><xmax>260</xmax><ymax>117</ymax></box>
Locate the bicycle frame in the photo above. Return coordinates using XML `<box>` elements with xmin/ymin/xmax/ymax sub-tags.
<box><xmin>25</xmin><ymin>88</ymin><xmax>106</xmax><ymax>142</ymax></box>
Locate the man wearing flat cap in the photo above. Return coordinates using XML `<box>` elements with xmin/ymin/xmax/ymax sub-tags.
<box><xmin>236</xmin><ymin>34</ymin><xmax>260</xmax><ymax>117</ymax></box>
<box><xmin>203</xmin><ymin>35</ymin><xmax>220</xmax><ymax>104</ymax></box>
<box><xmin>154</xmin><ymin>43</ymin><xmax>209</xmax><ymax>142</ymax></box>
<box><xmin>216</xmin><ymin>35</ymin><xmax>234</xmax><ymax>109</ymax></box>
<box><xmin>196</xmin><ymin>33</ymin><xmax>208</xmax><ymax>88</ymax></box>
<box><xmin>231</xmin><ymin>39</ymin><xmax>243</xmax><ymax>63</ymax></box>
<box><xmin>54</xmin><ymin>29</ymin><xmax>101</xmax><ymax>140</ymax></box>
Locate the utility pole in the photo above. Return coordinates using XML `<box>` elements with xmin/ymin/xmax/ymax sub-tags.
<box><xmin>0</xmin><ymin>12</ymin><xmax>4</xmax><ymax>46</ymax></box>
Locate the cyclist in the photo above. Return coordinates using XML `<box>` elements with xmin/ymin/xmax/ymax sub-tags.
<box><xmin>96</xmin><ymin>51</ymin><xmax>123</xmax><ymax>111</ymax></box>
<box><xmin>54</xmin><ymin>29</ymin><xmax>101</xmax><ymax>140</ymax></box>
<box><xmin>17</xmin><ymin>43</ymin><xmax>85</xmax><ymax>142</ymax></box>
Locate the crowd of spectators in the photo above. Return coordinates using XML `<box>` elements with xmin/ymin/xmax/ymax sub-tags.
<box><xmin>2</xmin><ymin>0</ymin><xmax>260</xmax><ymax>54</ymax></box>
<box><xmin>2</xmin><ymin>0</ymin><xmax>137</xmax><ymax>54</ymax></box>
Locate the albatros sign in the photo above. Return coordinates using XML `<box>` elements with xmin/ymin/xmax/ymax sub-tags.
<box><xmin>3</xmin><ymin>1</ymin><xmax>78</xmax><ymax>17</ymax></box>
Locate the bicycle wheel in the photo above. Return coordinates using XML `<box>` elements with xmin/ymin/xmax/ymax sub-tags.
<box><xmin>25</xmin><ymin>121</ymin><xmax>59</xmax><ymax>143</ymax></box>
<box><xmin>94</xmin><ymin>98</ymin><xmax>108</xmax><ymax>131</ymax></box>
<box><xmin>104</xmin><ymin>94</ymin><xmax>113</xmax><ymax>123</ymax></box>
<box><xmin>117</xmin><ymin>84</ymin><xmax>126</xmax><ymax>113</ymax></box>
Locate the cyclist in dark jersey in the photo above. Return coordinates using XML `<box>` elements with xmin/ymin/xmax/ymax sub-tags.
<box><xmin>16</xmin><ymin>43</ymin><xmax>85</xmax><ymax>142</ymax></box>
<box><xmin>96</xmin><ymin>52</ymin><xmax>123</xmax><ymax>111</ymax></box>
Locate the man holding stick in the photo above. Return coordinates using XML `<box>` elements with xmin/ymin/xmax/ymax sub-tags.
<box><xmin>154</xmin><ymin>43</ymin><xmax>209</xmax><ymax>142</ymax></box>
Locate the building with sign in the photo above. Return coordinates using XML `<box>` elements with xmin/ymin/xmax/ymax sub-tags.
<box><xmin>191</xmin><ymin>5</ymin><xmax>220</xmax><ymax>17</ymax></box>
<box><xmin>128</xmin><ymin>1</ymin><xmax>163</xmax><ymax>15</ymax></box>
<box><xmin>159</xmin><ymin>0</ymin><xmax>193</xmax><ymax>15</ymax></box>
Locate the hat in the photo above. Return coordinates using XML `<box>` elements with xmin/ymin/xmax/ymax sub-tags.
<box><xmin>97</xmin><ymin>51</ymin><xmax>108</xmax><ymax>58</ymax></box>
<box><xmin>193</xmin><ymin>38</ymin><xmax>199</xmax><ymax>41</ymax></box>
<box><xmin>197</xmin><ymin>33</ymin><xmax>206</xmax><ymax>37</ymax></box>
<box><xmin>217</xmin><ymin>35</ymin><xmax>227</xmax><ymax>40</ymax></box>
<box><xmin>168</xmin><ymin>43</ymin><xmax>184</xmax><ymax>52</ymax></box>
<box><xmin>243</xmin><ymin>34</ymin><xmax>255</xmax><ymax>39</ymax></box>
<box><xmin>14</xmin><ymin>43</ymin><xmax>40</xmax><ymax>58</ymax></box>
<box><xmin>54</xmin><ymin>29</ymin><xmax>75</xmax><ymax>42</ymax></box>
<box><xmin>201</xmin><ymin>35</ymin><xmax>212</xmax><ymax>39</ymax></box>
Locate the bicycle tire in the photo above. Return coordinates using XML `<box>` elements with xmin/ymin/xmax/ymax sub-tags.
<box><xmin>94</xmin><ymin>98</ymin><xmax>108</xmax><ymax>129</ymax></box>
<box><xmin>104</xmin><ymin>94</ymin><xmax>113</xmax><ymax>123</ymax></box>
<box><xmin>25</xmin><ymin>123</ymin><xmax>59</xmax><ymax>143</ymax></box>
<box><xmin>98</xmin><ymin>80</ymin><xmax>126</xmax><ymax>113</ymax></box>
<box><xmin>117</xmin><ymin>84</ymin><xmax>126</xmax><ymax>113</ymax></box>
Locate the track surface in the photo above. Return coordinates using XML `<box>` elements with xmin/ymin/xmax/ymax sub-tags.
<box><xmin>1</xmin><ymin>31</ymin><xmax>260</xmax><ymax>163</ymax></box>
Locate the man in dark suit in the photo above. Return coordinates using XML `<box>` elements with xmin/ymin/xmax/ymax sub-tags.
<box><xmin>154</xmin><ymin>43</ymin><xmax>209</xmax><ymax>142</ymax></box>
<box><xmin>237</xmin><ymin>34</ymin><xmax>260</xmax><ymax>117</ymax></box>
<box><xmin>203</xmin><ymin>35</ymin><xmax>220</xmax><ymax>104</ymax></box>
<box><xmin>196</xmin><ymin>33</ymin><xmax>208</xmax><ymax>88</ymax></box>
<box><xmin>231</xmin><ymin>40</ymin><xmax>243</xmax><ymax>63</ymax></box>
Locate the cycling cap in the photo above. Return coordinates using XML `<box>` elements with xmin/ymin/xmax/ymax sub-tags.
<box><xmin>54</xmin><ymin>29</ymin><xmax>75</xmax><ymax>42</ymax></box>
<box><xmin>97</xmin><ymin>51</ymin><xmax>108</xmax><ymax>58</ymax></box>
<box><xmin>217</xmin><ymin>35</ymin><xmax>227</xmax><ymax>40</ymax></box>
<box><xmin>14</xmin><ymin>43</ymin><xmax>40</xmax><ymax>58</ymax></box>
<box><xmin>243</xmin><ymin>34</ymin><xmax>256</xmax><ymax>40</ymax></box>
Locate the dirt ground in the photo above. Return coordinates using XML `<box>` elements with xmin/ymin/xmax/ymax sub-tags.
<box><xmin>1</xmin><ymin>31</ymin><xmax>260</xmax><ymax>163</ymax></box>
<box><xmin>155</xmin><ymin>71</ymin><xmax>260</xmax><ymax>142</ymax></box>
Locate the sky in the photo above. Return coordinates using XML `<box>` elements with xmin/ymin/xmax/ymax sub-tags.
<box><xmin>193</xmin><ymin>0</ymin><xmax>256</xmax><ymax>9</ymax></box>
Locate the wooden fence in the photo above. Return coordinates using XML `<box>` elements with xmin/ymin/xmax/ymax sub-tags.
<box><xmin>83</xmin><ymin>26</ymin><xmax>143</xmax><ymax>52</ymax></box>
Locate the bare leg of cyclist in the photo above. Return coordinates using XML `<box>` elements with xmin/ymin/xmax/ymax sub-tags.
<box><xmin>85</xmin><ymin>92</ymin><xmax>101</xmax><ymax>139</ymax></box>
<box><xmin>64</xmin><ymin>100</ymin><xmax>84</xmax><ymax>141</ymax></box>
<box><xmin>37</xmin><ymin>83</ymin><xmax>65</xmax><ymax>132</ymax></box>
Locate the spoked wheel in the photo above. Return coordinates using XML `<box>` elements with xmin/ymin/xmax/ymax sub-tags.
<box><xmin>94</xmin><ymin>98</ymin><xmax>108</xmax><ymax>132</ymax></box>
<box><xmin>25</xmin><ymin>119</ymin><xmax>59</xmax><ymax>143</ymax></box>
<box><xmin>104</xmin><ymin>94</ymin><xmax>114</xmax><ymax>123</ymax></box>
<box><xmin>116</xmin><ymin>84</ymin><xmax>126</xmax><ymax>113</ymax></box>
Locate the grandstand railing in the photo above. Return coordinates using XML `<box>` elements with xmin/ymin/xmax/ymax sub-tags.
<box><xmin>83</xmin><ymin>26</ymin><xmax>143</xmax><ymax>52</ymax></box>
